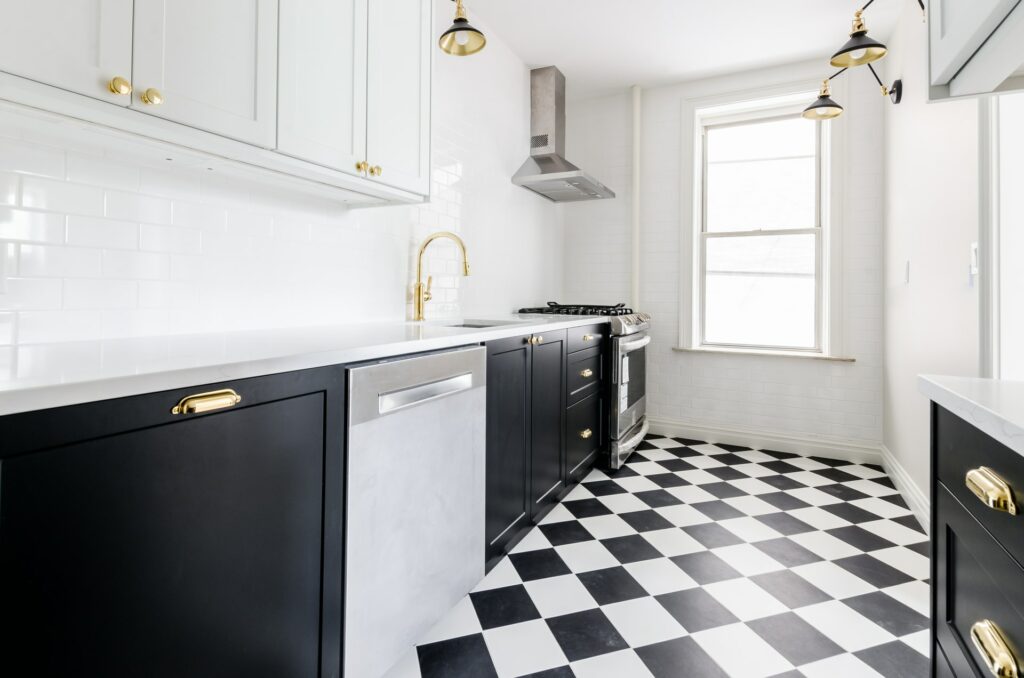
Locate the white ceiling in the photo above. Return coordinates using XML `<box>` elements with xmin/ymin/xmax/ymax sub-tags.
<box><xmin>464</xmin><ymin>0</ymin><xmax>905</xmax><ymax>99</ymax></box>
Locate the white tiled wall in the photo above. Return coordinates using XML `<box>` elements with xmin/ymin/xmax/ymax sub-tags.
<box><xmin>0</xmin><ymin>5</ymin><xmax>563</xmax><ymax>352</ymax></box>
<box><xmin>565</xmin><ymin>61</ymin><xmax>885</xmax><ymax>448</ymax></box>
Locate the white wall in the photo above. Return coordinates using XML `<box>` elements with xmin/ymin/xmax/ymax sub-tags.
<box><xmin>564</xmin><ymin>60</ymin><xmax>886</xmax><ymax>455</ymax></box>
<box><xmin>998</xmin><ymin>92</ymin><xmax>1024</xmax><ymax>379</ymax></box>
<box><xmin>883</xmin><ymin>4</ymin><xmax>980</xmax><ymax>495</ymax></box>
<box><xmin>0</xmin><ymin>4</ymin><xmax>562</xmax><ymax>362</ymax></box>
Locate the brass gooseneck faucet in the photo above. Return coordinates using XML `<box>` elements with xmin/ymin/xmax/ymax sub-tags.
<box><xmin>413</xmin><ymin>231</ymin><xmax>470</xmax><ymax>321</ymax></box>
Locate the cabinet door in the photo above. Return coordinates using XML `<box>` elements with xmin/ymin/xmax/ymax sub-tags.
<box><xmin>0</xmin><ymin>0</ymin><xmax>133</xmax><ymax>105</ymax></box>
<box><xmin>278</xmin><ymin>0</ymin><xmax>367</xmax><ymax>175</ymax></box>
<box><xmin>366</xmin><ymin>0</ymin><xmax>431</xmax><ymax>195</ymax></box>
<box><xmin>531</xmin><ymin>331</ymin><xmax>567</xmax><ymax>519</ymax></box>
<box><xmin>929</xmin><ymin>0</ymin><xmax>1018</xmax><ymax>84</ymax></box>
<box><xmin>485</xmin><ymin>336</ymin><xmax>531</xmax><ymax>571</ymax></box>
<box><xmin>132</xmin><ymin>0</ymin><xmax>278</xmax><ymax>147</ymax></box>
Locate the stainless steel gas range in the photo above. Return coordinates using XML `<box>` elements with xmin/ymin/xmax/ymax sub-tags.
<box><xmin>518</xmin><ymin>303</ymin><xmax>651</xmax><ymax>470</ymax></box>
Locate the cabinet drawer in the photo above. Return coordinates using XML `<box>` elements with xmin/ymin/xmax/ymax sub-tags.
<box><xmin>935</xmin><ymin>404</ymin><xmax>1024</xmax><ymax>567</ymax></box>
<box><xmin>935</xmin><ymin>484</ymin><xmax>1024</xmax><ymax>678</ymax></box>
<box><xmin>567</xmin><ymin>347</ymin><xmax>602</xmax><ymax>406</ymax></box>
<box><xmin>567</xmin><ymin>393</ymin><xmax>601</xmax><ymax>479</ymax></box>
<box><xmin>568</xmin><ymin>324</ymin><xmax>606</xmax><ymax>354</ymax></box>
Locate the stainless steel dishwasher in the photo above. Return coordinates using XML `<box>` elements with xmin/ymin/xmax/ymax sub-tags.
<box><xmin>344</xmin><ymin>346</ymin><xmax>486</xmax><ymax>678</ymax></box>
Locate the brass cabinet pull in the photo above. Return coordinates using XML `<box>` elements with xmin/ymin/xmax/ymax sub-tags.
<box><xmin>355</xmin><ymin>160</ymin><xmax>369</xmax><ymax>174</ymax></box>
<box><xmin>171</xmin><ymin>389</ymin><xmax>242</xmax><ymax>415</ymax></box>
<box><xmin>971</xmin><ymin>620</ymin><xmax>1020</xmax><ymax>678</ymax></box>
<box><xmin>966</xmin><ymin>467</ymin><xmax>1018</xmax><ymax>515</ymax></box>
<box><xmin>582</xmin><ymin>334</ymin><xmax>595</xmax><ymax>342</ymax></box>
<box><xmin>580</xmin><ymin>368</ymin><xmax>594</xmax><ymax>378</ymax></box>
<box><xmin>108</xmin><ymin>76</ymin><xmax>132</xmax><ymax>95</ymax></box>
<box><xmin>141</xmin><ymin>87</ymin><xmax>164</xmax><ymax>105</ymax></box>
<box><xmin>369</xmin><ymin>165</ymin><xmax>383</xmax><ymax>176</ymax></box>
<box><xmin>579</xmin><ymin>428</ymin><xmax>593</xmax><ymax>440</ymax></box>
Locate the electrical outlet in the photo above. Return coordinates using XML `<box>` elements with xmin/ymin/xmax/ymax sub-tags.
<box><xmin>904</xmin><ymin>260</ymin><xmax>911</xmax><ymax>284</ymax></box>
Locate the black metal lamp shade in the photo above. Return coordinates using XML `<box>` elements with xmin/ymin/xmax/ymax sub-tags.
<box><xmin>439</xmin><ymin>0</ymin><xmax>486</xmax><ymax>56</ymax></box>
<box><xmin>830</xmin><ymin>11</ymin><xmax>887</xmax><ymax>68</ymax></box>
<box><xmin>802</xmin><ymin>80</ymin><xmax>843</xmax><ymax>120</ymax></box>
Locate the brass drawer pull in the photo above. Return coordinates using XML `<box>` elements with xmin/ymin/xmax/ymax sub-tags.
<box><xmin>582</xmin><ymin>334</ymin><xmax>595</xmax><ymax>342</ymax></box>
<box><xmin>966</xmin><ymin>467</ymin><xmax>1018</xmax><ymax>515</ymax></box>
<box><xmin>580</xmin><ymin>368</ymin><xmax>594</xmax><ymax>378</ymax></box>
<box><xmin>971</xmin><ymin>620</ymin><xmax>1020</xmax><ymax>678</ymax></box>
<box><xmin>171</xmin><ymin>389</ymin><xmax>242</xmax><ymax>415</ymax></box>
<box><xmin>579</xmin><ymin>428</ymin><xmax>593</xmax><ymax>439</ymax></box>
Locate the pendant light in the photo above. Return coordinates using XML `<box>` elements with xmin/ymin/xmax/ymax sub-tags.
<box><xmin>830</xmin><ymin>9</ymin><xmax>887</xmax><ymax>68</ymax></box>
<box><xmin>802</xmin><ymin>79</ymin><xmax>844</xmax><ymax>120</ymax></box>
<box><xmin>439</xmin><ymin>0</ymin><xmax>486</xmax><ymax>56</ymax></box>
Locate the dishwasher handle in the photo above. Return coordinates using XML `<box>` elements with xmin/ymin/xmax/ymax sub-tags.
<box><xmin>378</xmin><ymin>373</ymin><xmax>473</xmax><ymax>415</ymax></box>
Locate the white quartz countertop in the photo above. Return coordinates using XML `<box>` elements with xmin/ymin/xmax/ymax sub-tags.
<box><xmin>0</xmin><ymin>315</ymin><xmax>610</xmax><ymax>416</ymax></box>
<box><xmin>919</xmin><ymin>375</ymin><xmax>1024</xmax><ymax>456</ymax></box>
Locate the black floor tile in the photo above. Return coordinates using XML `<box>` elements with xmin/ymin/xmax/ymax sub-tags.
<box><xmin>647</xmin><ymin>472</ymin><xmax>689</xmax><ymax>488</ymax></box>
<box><xmin>670</xmin><ymin>551</ymin><xmax>742</xmax><ymax>584</ymax></box>
<box><xmin>576</xmin><ymin>566</ymin><xmax>648</xmax><ymax>605</ymax></box>
<box><xmin>706</xmin><ymin>466</ymin><xmax>749</xmax><ymax>481</ymax></box>
<box><xmin>634</xmin><ymin>489</ymin><xmax>683</xmax><ymax>508</ymax></box>
<box><xmin>760</xmin><ymin>474</ymin><xmax>807</xmax><ymax>491</ymax></box>
<box><xmin>892</xmin><ymin>513</ymin><xmax>926</xmax><ymax>533</ymax></box>
<box><xmin>759</xmin><ymin>491</ymin><xmax>811</xmax><ymax>511</ymax></box>
<box><xmin>809</xmin><ymin>455</ymin><xmax>854</xmax><ymax>468</ymax></box>
<box><xmin>833</xmin><ymin>554</ymin><xmax>915</xmax><ymax>588</ymax></box>
<box><xmin>656</xmin><ymin>458</ymin><xmax>696</xmax><ymax>472</ymax></box>
<box><xmin>756</xmin><ymin>512</ymin><xmax>816</xmax><ymax>536</ymax></box>
<box><xmin>714</xmin><ymin>443</ymin><xmax>751</xmax><ymax>453</ymax></box>
<box><xmin>826</xmin><ymin>525</ymin><xmax>896</xmax><ymax>552</ymax></box>
<box><xmin>668</xmin><ymin>446</ymin><xmax>703</xmax><ymax>458</ymax></box>
<box><xmin>750</xmin><ymin>570</ymin><xmax>831</xmax><ymax>609</ymax></box>
<box><xmin>469</xmin><ymin>585</ymin><xmax>541</xmax><ymax>630</ymax></box>
<box><xmin>761</xmin><ymin>449</ymin><xmax>799</xmax><ymax>459</ymax></box>
<box><xmin>816</xmin><ymin>483</ymin><xmax>870</xmax><ymax>502</ymax></box>
<box><xmin>563</xmin><ymin>498</ymin><xmax>613</xmax><ymax>518</ymax></box>
<box><xmin>417</xmin><ymin>634</ymin><xmax>498</xmax><ymax>678</ymax></box>
<box><xmin>855</xmin><ymin>641</ymin><xmax>930</xmax><ymax>678</ymax></box>
<box><xmin>753</xmin><ymin>537</ymin><xmax>824</xmax><ymax>567</ymax></box>
<box><xmin>655</xmin><ymin>587</ymin><xmax>739</xmax><ymax>632</ymax></box>
<box><xmin>539</xmin><ymin>520</ymin><xmax>595</xmax><ymax>546</ymax></box>
<box><xmin>618</xmin><ymin>509</ymin><xmax>674</xmax><ymax>533</ymax></box>
<box><xmin>600</xmin><ymin>534</ymin><xmax>663</xmax><ymax>564</ymax></box>
<box><xmin>907</xmin><ymin>540</ymin><xmax>929</xmax><ymax>557</ymax></box>
<box><xmin>822</xmin><ymin>502</ymin><xmax>880</xmax><ymax>524</ymax></box>
<box><xmin>813</xmin><ymin>467</ymin><xmax>862</xmax><ymax>483</ymax></box>
<box><xmin>582</xmin><ymin>480</ymin><xmax>627</xmax><ymax>497</ymax></box>
<box><xmin>672</xmin><ymin>437</ymin><xmax>705</xmax><ymax>446</ymax></box>
<box><xmin>842</xmin><ymin>592</ymin><xmax>929</xmax><ymax>636</ymax></box>
<box><xmin>509</xmin><ymin>548</ymin><xmax>572</xmax><ymax>581</ymax></box>
<box><xmin>708</xmin><ymin>452</ymin><xmax>750</xmax><ymax>465</ymax></box>
<box><xmin>701</xmin><ymin>481</ymin><xmax>748</xmax><ymax>499</ymax></box>
<box><xmin>519</xmin><ymin>667</ymin><xmax>576</xmax><ymax>678</ymax></box>
<box><xmin>748</xmin><ymin>612</ymin><xmax>845</xmax><ymax>666</ymax></box>
<box><xmin>882</xmin><ymin>493</ymin><xmax>910</xmax><ymax>508</ymax></box>
<box><xmin>682</xmin><ymin>522</ymin><xmax>744</xmax><ymax>548</ymax></box>
<box><xmin>761</xmin><ymin>460</ymin><xmax>804</xmax><ymax>474</ymax></box>
<box><xmin>545</xmin><ymin>609</ymin><xmax>629</xmax><ymax>662</ymax></box>
<box><xmin>691</xmin><ymin>499</ymin><xmax>745</xmax><ymax>521</ymax></box>
<box><xmin>637</xmin><ymin>636</ymin><xmax>730</xmax><ymax>678</ymax></box>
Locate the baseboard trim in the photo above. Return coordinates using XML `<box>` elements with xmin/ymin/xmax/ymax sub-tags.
<box><xmin>646</xmin><ymin>417</ymin><xmax>883</xmax><ymax>465</ymax></box>
<box><xmin>879</xmin><ymin>444</ymin><xmax>930</xmax><ymax>534</ymax></box>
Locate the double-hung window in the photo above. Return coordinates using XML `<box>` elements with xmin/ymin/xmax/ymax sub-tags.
<box><xmin>696</xmin><ymin>101</ymin><xmax>830</xmax><ymax>354</ymax></box>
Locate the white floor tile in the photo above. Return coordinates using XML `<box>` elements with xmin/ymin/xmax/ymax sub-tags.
<box><xmin>851</xmin><ymin>497</ymin><xmax>911</xmax><ymax>519</ymax></box>
<box><xmin>684</xmin><ymin>455</ymin><xmax>726</xmax><ymax>470</ymax></box>
<box><xmin>418</xmin><ymin>595</ymin><xmax>484</xmax><ymax>644</ymax></box>
<box><xmin>733</xmin><ymin>462</ymin><xmax>776</xmax><ymax>478</ymax></box>
<box><xmin>788</xmin><ymin>471</ymin><xmax>834</xmax><ymax>487</ymax></box>
<box><xmin>510</xmin><ymin>527</ymin><xmax>552</xmax><ymax>553</ymax></box>
<box><xmin>666</xmin><ymin>484</ymin><xmax>719</xmax><ymax>504</ymax></box>
<box><xmin>640</xmin><ymin>527</ymin><xmax>706</xmax><ymax>557</ymax></box>
<box><xmin>692</xmin><ymin>623</ymin><xmax>794</xmax><ymax>678</ymax></box>
<box><xmin>723</xmin><ymin>495</ymin><xmax>780</xmax><ymax>516</ymax></box>
<box><xmin>728</xmin><ymin>478</ymin><xmax>777</xmax><ymax>495</ymax></box>
<box><xmin>797</xmin><ymin>652</ymin><xmax>885</xmax><ymax>677</ymax></box>
<box><xmin>846</xmin><ymin>478</ymin><xmax>897</xmax><ymax>497</ymax></box>
<box><xmin>483</xmin><ymin>619</ymin><xmax>568</xmax><ymax>677</ymax></box>
<box><xmin>603</xmin><ymin>597</ymin><xmax>688</xmax><ymax>647</ymax></box>
<box><xmin>615</xmin><ymin>476</ymin><xmax>662</xmax><ymax>493</ymax></box>
<box><xmin>654</xmin><ymin>504</ymin><xmax>712</xmax><ymax>527</ymax></box>
<box><xmin>785</xmin><ymin>487</ymin><xmax>844</xmax><ymax>506</ymax></box>
<box><xmin>703</xmin><ymin>578</ymin><xmax>789</xmax><ymax>621</ymax></box>
<box><xmin>596</xmin><ymin>492</ymin><xmax>651</xmax><ymax>514</ymax></box>
<box><xmin>628</xmin><ymin>461</ymin><xmax>668</xmax><ymax>477</ymax></box>
<box><xmin>719</xmin><ymin>516</ymin><xmax>784</xmax><ymax>542</ymax></box>
<box><xmin>677</xmin><ymin>469</ymin><xmax>723</xmax><ymax>485</ymax></box>
<box><xmin>472</xmin><ymin>557</ymin><xmax>522</xmax><ymax>592</ymax></box>
<box><xmin>524</xmin><ymin>574</ymin><xmax>599</xmax><ymax>618</ymax></box>
<box><xmin>564</xmin><ymin>483</ymin><xmax>596</xmax><ymax>501</ymax></box>
<box><xmin>789</xmin><ymin>506</ymin><xmax>851</xmax><ymax>531</ymax></box>
<box><xmin>624</xmin><ymin>558</ymin><xmax>699</xmax><ymax>596</ymax></box>
<box><xmin>791</xmin><ymin>561</ymin><xmax>877</xmax><ymax>599</ymax></box>
<box><xmin>881</xmin><ymin>580</ymin><xmax>931</xmax><ymax>617</ymax></box>
<box><xmin>785</xmin><ymin>457</ymin><xmax>830</xmax><ymax>471</ymax></box>
<box><xmin>640</xmin><ymin>449</ymin><xmax>679</xmax><ymax>462</ymax></box>
<box><xmin>789</xmin><ymin>530</ymin><xmax>863</xmax><ymax>560</ymax></box>
<box><xmin>794</xmin><ymin>600</ymin><xmax>896</xmax><ymax>652</ymax></box>
<box><xmin>861</xmin><ymin>519</ymin><xmax>927</xmax><ymax>546</ymax></box>
<box><xmin>579</xmin><ymin>514</ymin><xmax>636</xmax><ymax>540</ymax></box>
<box><xmin>555</xmin><ymin>540</ymin><xmax>621</xmax><ymax>573</ymax></box>
<box><xmin>901</xmin><ymin>629</ymin><xmax>931</xmax><ymax>657</ymax></box>
<box><xmin>539</xmin><ymin>504</ymin><xmax>576</xmax><ymax>524</ymax></box>
<box><xmin>571</xmin><ymin>649</ymin><xmax>655</xmax><ymax>678</ymax></box>
<box><xmin>870</xmin><ymin>546</ymin><xmax>929</xmax><ymax>580</ymax></box>
<box><xmin>712</xmin><ymin>543</ymin><xmax>785</xmax><ymax>577</ymax></box>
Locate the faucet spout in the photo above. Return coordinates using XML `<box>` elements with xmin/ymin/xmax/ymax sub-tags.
<box><xmin>413</xmin><ymin>231</ymin><xmax>470</xmax><ymax>321</ymax></box>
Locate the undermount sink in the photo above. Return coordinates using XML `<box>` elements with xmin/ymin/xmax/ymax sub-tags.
<box><xmin>445</xmin><ymin>319</ymin><xmax>529</xmax><ymax>329</ymax></box>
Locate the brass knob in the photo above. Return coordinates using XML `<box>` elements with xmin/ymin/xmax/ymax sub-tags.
<box><xmin>579</xmin><ymin>428</ymin><xmax>593</xmax><ymax>440</ymax></box>
<box><xmin>141</xmin><ymin>87</ymin><xmax>164</xmax><ymax>105</ymax></box>
<box><xmin>580</xmin><ymin>368</ymin><xmax>594</xmax><ymax>378</ymax></box>
<box><xmin>533</xmin><ymin>336</ymin><xmax>544</xmax><ymax>345</ymax></box>
<box><xmin>971</xmin><ymin>620</ymin><xmax>1019</xmax><ymax>678</ymax></box>
<box><xmin>108</xmin><ymin>76</ymin><xmax>132</xmax><ymax>95</ymax></box>
<box><xmin>966</xmin><ymin>467</ymin><xmax>1017</xmax><ymax>515</ymax></box>
<box><xmin>355</xmin><ymin>160</ymin><xmax>369</xmax><ymax>174</ymax></box>
<box><xmin>369</xmin><ymin>165</ymin><xmax>383</xmax><ymax>177</ymax></box>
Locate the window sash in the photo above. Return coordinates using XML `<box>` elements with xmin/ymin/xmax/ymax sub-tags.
<box><xmin>697</xmin><ymin>113</ymin><xmax>826</xmax><ymax>353</ymax></box>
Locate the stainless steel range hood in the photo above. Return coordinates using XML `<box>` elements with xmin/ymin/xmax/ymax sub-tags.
<box><xmin>513</xmin><ymin>66</ymin><xmax>615</xmax><ymax>202</ymax></box>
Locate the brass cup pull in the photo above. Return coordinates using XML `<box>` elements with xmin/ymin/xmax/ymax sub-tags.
<box><xmin>971</xmin><ymin>620</ymin><xmax>1020</xmax><ymax>678</ymax></box>
<box><xmin>966</xmin><ymin>467</ymin><xmax>1018</xmax><ymax>515</ymax></box>
<box><xmin>369</xmin><ymin>165</ymin><xmax>383</xmax><ymax>177</ymax></box>
<box><xmin>108</xmin><ymin>76</ymin><xmax>132</xmax><ymax>95</ymax></box>
<box><xmin>355</xmin><ymin>160</ymin><xmax>369</xmax><ymax>174</ymax></box>
<box><xmin>579</xmin><ymin>428</ymin><xmax>593</xmax><ymax>440</ymax></box>
<box><xmin>171</xmin><ymin>389</ymin><xmax>242</xmax><ymax>415</ymax></box>
<box><xmin>580</xmin><ymin>368</ymin><xmax>594</xmax><ymax>378</ymax></box>
<box><xmin>141</xmin><ymin>87</ymin><xmax>164</xmax><ymax>105</ymax></box>
<box><xmin>582</xmin><ymin>334</ymin><xmax>595</xmax><ymax>342</ymax></box>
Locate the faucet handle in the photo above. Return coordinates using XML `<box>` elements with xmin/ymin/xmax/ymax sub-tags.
<box><xmin>424</xmin><ymin>275</ymin><xmax>433</xmax><ymax>302</ymax></box>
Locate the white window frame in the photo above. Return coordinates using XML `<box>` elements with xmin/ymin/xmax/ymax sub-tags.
<box><xmin>678</xmin><ymin>85</ymin><xmax>847</xmax><ymax>360</ymax></box>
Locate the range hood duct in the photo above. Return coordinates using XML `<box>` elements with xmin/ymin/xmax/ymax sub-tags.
<box><xmin>513</xmin><ymin>66</ymin><xmax>615</xmax><ymax>202</ymax></box>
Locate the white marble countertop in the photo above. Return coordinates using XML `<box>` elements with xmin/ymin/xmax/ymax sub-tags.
<box><xmin>919</xmin><ymin>375</ymin><xmax>1024</xmax><ymax>456</ymax></box>
<box><xmin>0</xmin><ymin>314</ymin><xmax>610</xmax><ymax>416</ymax></box>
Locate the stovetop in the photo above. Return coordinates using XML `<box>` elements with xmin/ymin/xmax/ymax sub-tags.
<box><xmin>518</xmin><ymin>302</ymin><xmax>650</xmax><ymax>336</ymax></box>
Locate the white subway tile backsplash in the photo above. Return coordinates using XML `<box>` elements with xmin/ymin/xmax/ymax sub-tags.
<box><xmin>63</xmin><ymin>278</ymin><xmax>138</xmax><ymax>310</ymax></box>
<box><xmin>0</xmin><ymin>172</ymin><xmax>19</xmax><ymax>206</ymax></box>
<box><xmin>21</xmin><ymin>176</ymin><xmax>105</xmax><ymax>216</ymax></box>
<box><xmin>0</xmin><ymin>137</ymin><xmax>66</xmax><ymax>179</ymax></box>
<box><xmin>0</xmin><ymin>207</ymin><xmax>66</xmax><ymax>243</ymax></box>
<box><xmin>19</xmin><ymin>245</ymin><xmax>102</xmax><ymax>278</ymax></box>
<box><xmin>66</xmin><ymin>215</ymin><xmax>139</xmax><ymax>250</ymax></box>
<box><xmin>0</xmin><ymin>312</ymin><xmax>13</xmax><ymax>345</ymax></box>
<box><xmin>18</xmin><ymin>310</ymin><xmax>102</xmax><ymax>343</ymax></box>
<box><xmin>66</xmin><ymin>153</ymin><xmax>141</xmax><ymax>192</ymax></box>
<box><xmin>139</xmin><ymin>166</ymin><xmax>203</xmax><ymax>201</ymax></box>
<box><xmin>104</xmin><ymin>190</ymin><xmax>173</xmax><ymax>225</ymax></box>
<box><xmin>101</xmin><ymin>250</ymin><xmax>170</xmax><ymax>280</ymax></box>
<box><xmin>139</xmin><ymin>223</ymin><xmax>202</xmax><ymax>254</ymax></box>
<box><xmin>173</xmin><ymin>200</ymin><xmax>226</xmax><ymax>231</ymax></box>
<box><xmin>0</xmin><ymin>278</ymin><xmax>63</xmax><ymax>310</ymax></box>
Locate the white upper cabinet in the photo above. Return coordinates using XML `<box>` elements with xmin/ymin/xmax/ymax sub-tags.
<box><xmin>0</xmin><ymin>0</ymin><xmax>133</xmax><ymax>105</ymax></box>
<box><xmin>278</xmin><ymin>0</ymin><xmax>368</xmax><ymax>176</ymax></box>
<box><xmin>366</xmin><ymin>0</ymin><xmax>432</xmax><ymax>195</ymax></box>
<box><xmin>131</xmin><ymin>0</ymin><xmax>278</xmax><ymax>148</ymax></box>
<box><xmin>929</xmin><ymin>0</ymin><xmax>1024</xmax><ymax>99</ymax></box>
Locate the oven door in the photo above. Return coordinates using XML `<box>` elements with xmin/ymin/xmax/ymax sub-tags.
<box><xmin>610</xmin><ymin>331</ymin><xmax>649</xmax><ymax>440</ymax></box>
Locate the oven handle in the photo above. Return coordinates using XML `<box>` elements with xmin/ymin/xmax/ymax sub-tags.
<box><xmin>617</xmin><ymin>419</ymin><xmax>650</xmax><ymax>454</ymax></box>
<box><xmin>619</xmin><ymin>335</ymin><xmax>651</xmax><ymax>354</ymax></box>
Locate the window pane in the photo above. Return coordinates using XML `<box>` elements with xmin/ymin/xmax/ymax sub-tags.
<box><xmin>706</xmin><ymin>157</ymin><xmax>816</xmax><ymax>231</ymax></box>
<box><xmin>704</xmin><ymin>233</ymin><xmax>817</xmax><ymax>349</ymax></box>
<box><xmin>707</xmin><ymin>116</ymin><xmax>816</xmax><ymax>163</ymax></box>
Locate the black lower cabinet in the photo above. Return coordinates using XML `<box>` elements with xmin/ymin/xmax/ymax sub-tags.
<box><xmin>530</xmin><ymin>333</ymin><xmax>567</xmax><ymax>519</ymax></box>
<box><xmin>0</xmin><ymin>367</ymin><xmax>345</xmax><ymax>678</ymax></box>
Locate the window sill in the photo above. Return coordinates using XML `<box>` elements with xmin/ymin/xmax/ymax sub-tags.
<box><xmin>672</xmin><ymin>346</ymin><xmax>855</xmax><ymax>363</ymax></box>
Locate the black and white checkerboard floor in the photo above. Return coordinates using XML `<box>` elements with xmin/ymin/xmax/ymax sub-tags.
<box><xmin>385</xmin><ymin>435</ymin><xmax>930</xmax><ymax>678</ymax></box>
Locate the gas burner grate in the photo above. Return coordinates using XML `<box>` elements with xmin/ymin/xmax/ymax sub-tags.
<box><xmin>518</xmin><ymin>302</ymin><xmax>635</xmax><ymax>316</ymax></box>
